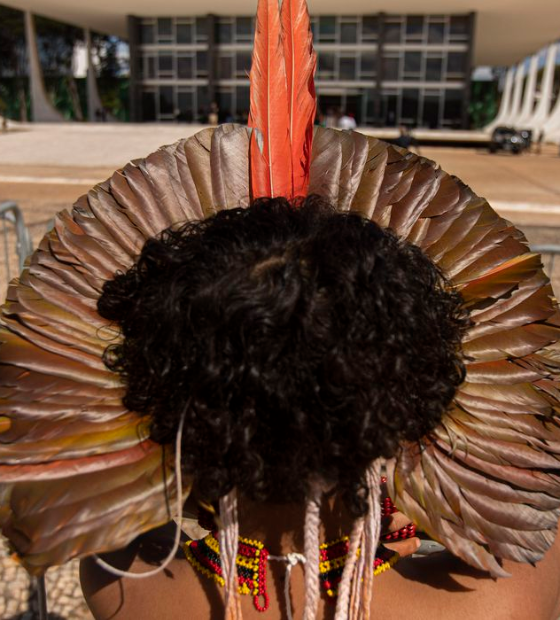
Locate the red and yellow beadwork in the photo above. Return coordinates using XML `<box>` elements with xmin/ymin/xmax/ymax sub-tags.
<box><xmin>183</xmin><ymin>532</ymin><xmax>399</xmax><ymax>612</ymax></box>
<box><xmin>319</xmin><ymin>536</ymin><xmax>399</xmax><ymax>598</ymax></box>
<box><xmin>184</xmin><ymin>532</ymin><xmax>270</xmax><ymax>612</ymax></box>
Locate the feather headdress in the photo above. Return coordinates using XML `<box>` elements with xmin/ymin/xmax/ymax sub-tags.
<box><xmin>249</xmin><ymin>0</ymin><xmax>316</xmax><ymax>199</ymax></box>
<box><xmin>1</xmin><ymin>0</ymin><xmax>560</xmax><ymax>597</ymax></box>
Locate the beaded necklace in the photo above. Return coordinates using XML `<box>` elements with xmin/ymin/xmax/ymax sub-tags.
<box><xmin>185</xmin><ymin>485</ymin><xmax>414</xmax><ymax>613</ymax></box>
<box><xmin>184</xmin><ymin>533</ymin><xmax>399</xmax><ymax>612</ymax></box>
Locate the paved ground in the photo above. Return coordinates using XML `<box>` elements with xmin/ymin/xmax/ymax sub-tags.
<box><xmin>1</xmin><ymin>124</ymin><xmax>560</xmax><ymax>618</ymax></box>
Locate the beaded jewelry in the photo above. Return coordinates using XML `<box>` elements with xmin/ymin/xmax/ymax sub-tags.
<box><xmin>184</xmin><ymin>532</ymin><xmax>271</xmax><ymax>612</ymax></box>
<box><xmin>188</xmin><ymin>480</ymin><xmax>415</xmax><ymax>612</ymax></box>
<box><xmin>318</xmin><ymin>536</ymin><xmax>399</xmax><ymax>598</ymax></box>
<box><xmin>184</xmin><ymin>533</ymin><xmax>400</xmax><ymax>612</ymax></box>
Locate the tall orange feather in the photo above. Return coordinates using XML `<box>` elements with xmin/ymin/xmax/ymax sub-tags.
<box><xmin>249</xmin><ymin>0</ymin><xmax>293</xmax><ymax>199</ymax></box>
<box><xmin>281</xmin><ymin>0</ymin><xmax>317</xmax><ymax>198</ymax></box>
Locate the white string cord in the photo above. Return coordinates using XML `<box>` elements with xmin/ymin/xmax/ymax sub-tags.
<box><xmin>93</xmin><ymin>412</ymin><xmax>187</xmax><ymax>579</ymax></box>
<box><xmin>220</xmin><ymin>489</ymin><xmax>242</xmax><ymax>620</ymax></box>
<box><xmin>268</xmin><ymin>552</ymin><xmax>307</xmax><ymax>620</ymax></box>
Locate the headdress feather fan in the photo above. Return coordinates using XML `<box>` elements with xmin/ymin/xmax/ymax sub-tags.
<box><xmin>1</xmin><ymin>0</ymin><xmax>560</xmax><ymax>587</ymax></box>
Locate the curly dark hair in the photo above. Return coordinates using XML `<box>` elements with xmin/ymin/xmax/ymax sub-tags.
<box><xmin>98</xmin><ymin>196</ymin><xmax>469</xmax><ymax>516</ymax></box>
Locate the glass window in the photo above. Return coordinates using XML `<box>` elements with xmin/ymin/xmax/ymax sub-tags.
<box><xmin>236</xmin><ymin>86</ymin><xmax>250</xmax><ymax>118</ymax></box>
<box><xmin>362</xmin><ymin>16</ymin><xmax>378</xmax><ymax>41</ymax></box>
<box><xmin>450</xmin><ymin>16</ymin><xmax>469</xmax><ymax>39</ymax></box>
<box><xmin>140</xmin><ymin>23</ymin><xmax>154</xmax><ymax>44</ymax></box>
<box><xmin>384</xmin><ymin>21</ymin><xmax>402</xmax><ymax>44</ymax></box>
<box><xmin>406</xmin><ymin>16</ymin><xmax>424</xmax><ymax>40</ymax></box>
<box><xmin>176</xmin><ymin>22</ymin><xmax>192</xmax><ymax>44</ymax></box>
<box><xmin>319</xmin><ymin>16</ymin><xmax>336</xmax><ymax>42</ymax></box>
<box><xmin>340</xmin><ymin>57</ymin><xmax>357</xmax><ymax>80</ymax></box>
<box><xmin>159</xmin><ymin>85</ymin><xmax>174</xmax><ymax>116</ymax></box>
<box><xmin>218</xmin><ymin>91</ymin><xmax>233</xmax><ymax>119</ymax></box>
<box><xmin>158</xmin><ymin>54</ymin><xmax>173</xmax><ymax>77</ymax></box>
<box><xmin>383</xmin><ymin>57</ymin><xmax>400</xmax><ymax>81</ymax></box>
<box><xmin>401</xmin><ymin>88</ymin><xmax>419</xmax><ymax>123</ymax></box>
<box><xmin>447</xmin><ymin>52</ymin><xmax>467</xmax><ymax>75</ymax></box>
<box><xmin>404</xmin><ymin>51</ymin><xmax>422</xmax><ymax>74</ymax></box>
<box><xmin>141</xmin><ymin>90</ymin><xmax>156</xmax><ymax>122</ymax></box>
<box><xmin>444</xmin><ymin>89</ymin><xmax>463</xmax><ymax>126</ymax></box>
<box><xmin>361</xmin><ymin>52</ymin><xmax>376</xmax><ymax>77</ymax></box>
<box><xmin>318</xmin><ymin>52</ymin><xmax>336</xmax><ymax>78</ymax></box>
<box><xmin>236</xmin><ymin>52</ymin><xmax>252</xmax><ymax>77</ymax></box>
<box><xmin>218</xmin><ymin>20</ymin><xmax>233</xmax><ymax>44</ymax></box>
<box><xmin>196</xmin><ymin>17</ymin><xmax>208</xmax><ymax>42</ymax></box>
<box><xmin>177</xmin><ymin>55</ymin><xmax>193</xmax><ymax>79</ymax></box>
<box><xmin>197</xmin><ymin>87</ymin><xmax>209</xmax><ymax>118</ymax></box>
<box><xmin>427</xmin><ymin>22</ymin><xmax>445</xmax><ymax>44</ymax></box>
<box><xmin>158</xmin><ymin>18</ymin><xmax>172</xmax><ymax>36</ymax></box>
<box><xmin>236</xmin><ymin>17</ymin><xmax>253</xmax><ymax>40</ymax></box>
<box><xmin>196</xmin><ymin>51</ymin><xmax>208</xmax><ymax>77</ymax></box>
<box><xmin>219</xmin><ymin>55</ymin><xmax>233</xmax><ymax>80</ymax></box>
<box><xmin>178</xmin><ymin>91</ymin><xmax>194</xmax><ymax>122</ymax></box>
<box><xmin>382</xmin><ymin>92</ymin><xmax>398</xmax><ymax>126</ymax></box>
<box><xmin>365</xmin><ymin>89</ymin><xmax>376</xmax><ymax>122</ymax></box>
<box><xmin>426</xmin><ymin>57</ymin><xmax>443</xmax><ymax>81</ymax></box>
<box><xmin>146</xmin><ymin>56</ymin><xmax>156</xmax><ymax>79</ymax></box>
<box><xmin>340</xmin><ymin>22</ymin><xmax>358</xmax><ymax>44</ymax></box>
<box><xmin>422</xmin><ymin>91</ymin><xmax>440</xmax><ymax>128</ymax></box>
<box><xmin>310</xmin><ymin>19</ymin><xmax>318</xmax><ymax>42</ymax></box>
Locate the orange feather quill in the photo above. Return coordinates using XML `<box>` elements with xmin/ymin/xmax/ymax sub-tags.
<box><xmin>249</xmin><ymin>0</ymin><xmax>316</xmax><ymax>200</ymax></box>
<box><xmin>281</xmin><ymin>0</ymin><xmax>317</xmax><ymax>198</ymax></box>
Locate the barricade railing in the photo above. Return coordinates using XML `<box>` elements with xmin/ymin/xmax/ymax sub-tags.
<box><xmin>0</xmin><ymin>201</ymin><xmax>33</xmax><ymax>283</ymax></box>
<box><xmin>532</xmin><ymin>244</ymin><xmax>560</xmax><ymax>280</ymax></box>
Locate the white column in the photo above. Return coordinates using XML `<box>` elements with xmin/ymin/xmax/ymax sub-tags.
<box><xmin>24</xmin><ymin>11</ymin><xmax>65</xmax><ymax>122</ymax></box>
<box><xmin>86</xmin><ymin>29</ymin><xmax>104</xmax><ymax>122</ymax></box>
<box><xmin>506</xmin><ymin>63</ymin><xmax>525</xmax><ymax>126</ymax></box>
<box><xmin>516</xmin><ymin>55</ymin><xmax>538</xmax><ymax>127</ymax></box>
<box><xmin>485</xmin><ymin>67</ymin><xmax>515</xmax><ymax>132</ymax></box>
<box><xmin>541</xmin><ymin>49</ymin><xmax>560</xmax><ymax>140</ymax></box>
<box><xmin>525</xmin><ymin>43</ymin><xmax>558</xmax><ymax>136</ymax></box>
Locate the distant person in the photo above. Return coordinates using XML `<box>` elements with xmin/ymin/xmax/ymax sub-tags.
<box><xmin>395</xmin><ymin>126</ymin><xmax>413</xmax><ymax>149</ymax></box>
<box><xmin>325</xmin><ymin>107</ymin><xmax>337</xmax><ymax>128</ymax></box>
<box><xmin>338</xmin><ymin>111</ymin><xmax>357</xmax><ymax>130</ymax></box>
<box><xmin>535</xmin><ymin>130</ymin><xmax>545</xmax><ymax>155</ymax></box>
<box><xmin>208</xmin><ymin>102</ymin><xmax>219</xmax><ymax>126</ymax></box>
<box><xmin>395</xmin><ymin>126</ymin><xmax>420</xmax><ymax>155</ymax></box>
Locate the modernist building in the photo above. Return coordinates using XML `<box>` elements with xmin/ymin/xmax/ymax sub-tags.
<box><xmin>2</xmin><ymin>0</ymin><xmax>560</xmax><ymax>133</ymax></box>
<box><xmin>128</xmin><ymin>13</ymin><xmax>474</xmax><ymax>128</ymax></box>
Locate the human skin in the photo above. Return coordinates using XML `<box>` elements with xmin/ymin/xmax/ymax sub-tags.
<box><xmin>80</xmin><ymin>496</ymin><xmax>560</xmax><ymax>620</ymax></box>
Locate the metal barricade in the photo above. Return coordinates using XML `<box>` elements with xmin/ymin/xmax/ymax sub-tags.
<box><xmin>532</xmin><ymin>244</ymin><xmax>560</xmax><ymax>273</ymax></box>
<box><xmin>0</xmin><ymin>201</ymin><xmax>33</xmax><ymax>283</ymax></box>
<box><xmin>532</xmin><ymin>244</ymin><xmax>560</xmax><ymax>294</ymax></box>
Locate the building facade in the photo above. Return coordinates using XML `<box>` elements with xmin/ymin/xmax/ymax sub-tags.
<box><xmin>128</xmin><ymin>13</ymin><xmax>475</xmax><ymax>128</ymax></box>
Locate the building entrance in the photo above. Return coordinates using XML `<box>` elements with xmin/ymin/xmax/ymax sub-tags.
<box><xmin>318</xmin><ymin>93</ymin><xmax>362</xmax><ymax>125</ymax></box>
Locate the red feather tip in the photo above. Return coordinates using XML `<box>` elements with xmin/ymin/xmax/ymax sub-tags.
<box><xmin>249</xmin><ymin>0</ymin><xmax>317</xmax><ymax>201</ymax></box>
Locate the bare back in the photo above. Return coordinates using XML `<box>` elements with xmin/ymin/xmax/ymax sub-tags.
<box><xmin>81</xmin><ymin>529</ymin><xmax>560</xmax><ymax>620</ymax></box>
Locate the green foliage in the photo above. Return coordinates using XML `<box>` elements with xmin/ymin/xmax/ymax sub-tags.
<box><xmin>469</xmin><ymin>80</ymin><xmax>498</xmax><ymax>129</ymax></box>
<box><xmin>35</xmin><ymin>14</ymin><xmax>83</xmax><ymax>77</ymax></box>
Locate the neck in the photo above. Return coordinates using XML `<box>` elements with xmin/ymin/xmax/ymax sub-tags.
<box><xmin>235</xmin><ymin>493</ymin><xmax>356</xmax><ymax>556</ymax></box>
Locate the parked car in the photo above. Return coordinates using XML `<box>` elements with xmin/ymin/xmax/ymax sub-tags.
<box><xmin>489</xmin><ymin>126</ymin><xmax>531</xmax><ymax>154</ymax></box>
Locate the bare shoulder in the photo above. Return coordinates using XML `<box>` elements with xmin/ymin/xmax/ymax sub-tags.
<box><xmin>374</xmin><ymin>532</ymin><xmax>560</xmax><ymax>620</ymax></box>
<box><xmin>80</xmin><ymin>524</ymin><xmax>217</xmax><ymax>620</ymax></box>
